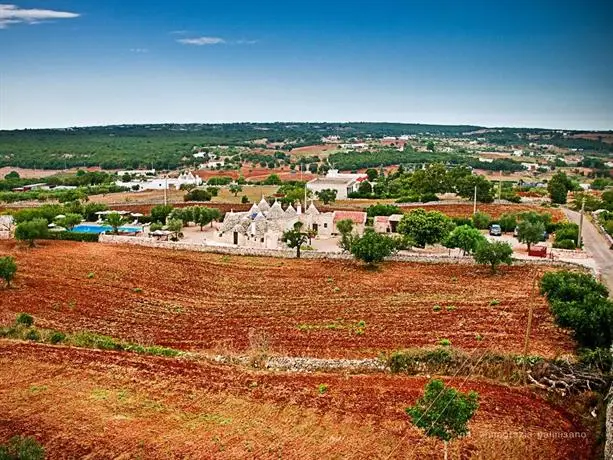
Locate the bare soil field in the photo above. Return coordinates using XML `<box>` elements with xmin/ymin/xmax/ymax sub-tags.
<box><xmin>0</xmin><ymin>241</ymin><xmax>573</xmax><ymax>359</ymax></box>
<box><xmin>194</xmin><ymin>165</ymin><xmax>317</xmax><ymax>182</ymax></box>
<box><xmin>0</xmin><ymin>341</ymin><xmax>594</xmax><ymax>459</ymax></box>
<box><xmin>0</xmin><ymin>166</ymin><xmax>103</xmax><ymax>179</ymax></box>
<box><xmin>289</xmin><ymin>144</ymin><xmax>338</xmax><ymax>158</ymax></box>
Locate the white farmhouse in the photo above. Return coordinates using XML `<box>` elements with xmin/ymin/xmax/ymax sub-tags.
<box><xmin>306</xmin><ymin>169</ymin><xmax>368</xmax><ymax>200</ymax></box>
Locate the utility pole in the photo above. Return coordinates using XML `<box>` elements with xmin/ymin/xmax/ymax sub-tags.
<box><xmin>164</xmin><ymin>175</ymin><xmax>168</xmax><ymax>206</ymax></box>
<box><xmin>473</xmin><ymin>185</ymin><xmax>477</xmax><ymax>215</ymax></box>
<box><xmin>523</xmin><ymin>270</ymin><xmax>539</xmax><ymax>385</ymax></box>
<box><xmin>498</xmin><ymin>170</ymin><xmax>502</xmax><ymax>202</ymax></box>
<box><xmin>578</xmin><ymin>197</ymin><xmax>585</xmax><ymax>248</ymax></box>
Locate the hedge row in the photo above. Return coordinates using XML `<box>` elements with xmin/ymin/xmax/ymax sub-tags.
<box><xmin>43</xmin><ymin>231</ymin><xmax>99</xmax><ymax>242</ymax></box>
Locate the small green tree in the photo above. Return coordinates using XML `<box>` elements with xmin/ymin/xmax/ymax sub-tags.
<box><xmin>443</xmin><ymin>225</ymin><xmax>487</xmax><ymax>256</ymax></box>
<box><xmin>397</xmin><ymin>209</ymin><xmax>454</xmax><ymax>248</ymax></box>
<box><xmin>547</xmin><ymin>171</ymin><xmax>571</xmax><ymax>204</ymax></box>
<box><xmin>497</xmin><ymin>212</ymin><xmax>517</xmax><ymax>232</ymax></box>
<box><xmin>365</xmin><ymin>168</ymin><xmax>379</xmax><ymax>181</ymax></box>
<box><xmin>229</xmin><ymin>183</ymin><xmax>243</xmax><ymax>197</ymax></box>
<box><xmin>516</xmin><ymin>220</ymin><xmax>545</xmax><ymax>251</ymax></box>
<box><xmin>336</xmin><ymin>218</ymin><xmax>355</xmax><ymax>252</ymax></box>
<box><xmin>195</xmin><ymin>207</ymin><xmax>221</xmax><ymax>230</ymax></box>
<box><xmin>0</xmin><ymin>256</ymin><xmax>17</xmax><ymax>288</ymax></box>
<box><xmin>471</xmin><ymin>211</ymin><xmax>491</xmax><ymax>230</ymax></box>
<box><xmin>150</xmin><ymin>205</ymin><xmax>173</xmax><ymax>224</ymax></box>
<box><xmin>166</xmin><ymin>218</ymin><xmax>183</xmax><ymax>233</ymax></box>
<box><xmin>56</xmin><ymin>213</ymin><xmax>82</xmax><ymax>230</ymax></box>
<box><xmin>282</xmin><ymin>221</ymin><xmax>310</xmax><ymax>258</ymax></box>
<box><xmin>15</xmin><ymin>218</ymin><xmax>48</xmax><ymax>247</ymax></box>
<box><xmin>316</xmin><ymin>189</ymin><xmax>338</xmax><ymax>205</ymax></box>
<box><xmin>406</xmin><ymin>379</ymin><xmax>479</xmax><ymax>460</ymax></box>
<box><xmin>473</xmin><ymin>240</ymin><xmax>513</xmax><ymax>273</ymax></box>
<box><xmin>104</xmin><ymin>212</ymin><xmax>125</xmax><ymax>234</ymax></box>
<box><xmin>350</xmin><ymin>228</ymin><xmax>397</xmax><ymax>268</ymax></box>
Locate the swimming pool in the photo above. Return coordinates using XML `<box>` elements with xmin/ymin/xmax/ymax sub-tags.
<box><xmin>71</xmin><ymin>224</ymin><xmax>144</xmax><ymax>234</ymax></box>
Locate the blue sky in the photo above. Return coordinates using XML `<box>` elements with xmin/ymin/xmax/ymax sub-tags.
<box><xmin>1</xmin><ymin>0</ymin><xmax>612</xmax><ymax>130</ymax></box>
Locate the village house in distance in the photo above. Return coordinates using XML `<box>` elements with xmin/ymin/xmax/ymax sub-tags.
<box><xmin>306</xmin><ymin>169</ymin><xmax>368</xmax><ymax>199</ymax></box>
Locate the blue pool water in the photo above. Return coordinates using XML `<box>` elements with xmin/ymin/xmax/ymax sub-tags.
<box><xmin>71</xmin><ymin>224</ymin><xmax>143</xmax><ymax>234</ymax></box>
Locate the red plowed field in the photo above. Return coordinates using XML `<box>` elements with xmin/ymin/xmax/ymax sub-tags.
<box><xmin>0</xmin><ymin>241</ymin><xmax>573</xmax><ymax>358</ymax></box>
<box><xmin>0</xmin><ymin>341</ymin><xmax>594</xmax><ymax>459</ymax></box>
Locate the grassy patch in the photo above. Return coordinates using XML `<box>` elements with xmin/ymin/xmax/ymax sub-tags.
<box><xmin>0</xmin><ymin>314</ymin><xmax>181</xmax><ymax>358</ymax></box>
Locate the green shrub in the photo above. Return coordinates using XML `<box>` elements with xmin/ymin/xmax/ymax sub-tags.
<box><xmin>70</xmin><ymin>332</ymin><xmax>123</xmax><ymax>351</ymax></box>
<box><xmin>438</xmin><ymin>338</ymin><xmax>452</xmax><ymax>347</ymax></box>
<box><xmin>44</xmin><ymin>231</ymin><xmax>99</xmax><ymax>242</ymax></box>
<box><xmin>553</xmin><ymin>239</ymin><xmax>576</xmax><ymax>250</ymax></box>
<box><xmin>318</xmin><ymin>383</ymin><xmax>329</xmax><ymax>394</ymax></box>
<box><xmin>578</xmin><ymin>348</ymin><xmax>613</xmax><ymax>373</ymax></box>
<box><xmin>24</xmin><ymin>329</ymin><xmax>40</xmax><ymax>341</ymax></box>
<box><xmin>433</xmin><ymin>305</ymin><xmax>442</xmax><ymax>312</ymax></box>
<box><xmin>541</xmin><ymin>271</ymin><xmax>612</xmax><ymax>348</ymax></box>
<box><xmin>49</xmin><ymin>331</ymin><xmax>66</xmax><ymax>344</ymax></box>
<box><xmin>15</xmin><ymin>313</ymin><xmax>34</xmax><ymax>327</ymax></box>
<box><xmin>420</xmin><ymin>192</ymin><xmax>439</xmax><ymax>203</ymax></box>
<box><xmin>554</xmin><ymin>223</ymin><xmax>579</xmax><ymax>244</ymax></box>
<box><xmin>0</xmin><ymin>436</ymin><xmax>45</xmax><ymax>460</ymax></box>
<box><xmin>471</xmin><ymin>212</ymin><xmax>491</xmax><ymax>230</ymax></box>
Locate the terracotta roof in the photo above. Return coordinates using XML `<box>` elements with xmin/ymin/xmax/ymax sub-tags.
<box><xmin>374</xmin><ymin>216</ymin><xmax>389</xmax><ymax>224</ymax></box>
<box><xmin>333</xmin><ymin>211</ymin><xmax>367</xmax><ymax>224</ymax></box>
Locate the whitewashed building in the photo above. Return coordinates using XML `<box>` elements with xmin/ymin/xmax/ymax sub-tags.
<box><xmin>306</xmin><ymin>169</ymin><xmax>368</xmax><ymax>200</ymax></box>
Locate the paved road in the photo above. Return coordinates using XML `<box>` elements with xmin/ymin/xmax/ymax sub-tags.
<box><xmin>563</xmin><ymin>208</ymin><xmax>613</xmax><ymax>292</ymax></box>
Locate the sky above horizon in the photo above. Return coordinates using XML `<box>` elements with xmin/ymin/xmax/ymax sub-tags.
<box><xmin>1</xmin><ymin>0</ymin><xmax>612</xmax><ymax>131</ymax></box>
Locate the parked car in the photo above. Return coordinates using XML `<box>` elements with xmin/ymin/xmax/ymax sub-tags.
<box><xmin>489</xmin><ymin>224</ymin><xmax>502</xmax><ymax>236</ymax></box>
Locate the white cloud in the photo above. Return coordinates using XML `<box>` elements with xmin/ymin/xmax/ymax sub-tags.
<box><xmin>0</xmin><ymin>3</ymin><xmax>79</xmax><ymax>28</ymax></box>
<box><xmin>177</xmin><ymin>36</ymin><xmax>226</xmax><ymax>46</ymax></box>
<box><xmin>130</xmin><ymin>48</ymin><xmax>149</xmax><ymax>53</ymax></box>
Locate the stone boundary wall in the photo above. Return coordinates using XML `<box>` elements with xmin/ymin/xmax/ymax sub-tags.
<box><xmin>99</xmin><ymin>234</ymin><xmax>590</xmax><ymax>272</ymax></box>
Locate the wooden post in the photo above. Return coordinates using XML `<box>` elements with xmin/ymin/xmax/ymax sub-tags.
<box><xmin>473</xmin><ymin>186</ymin><xmax>477</xmax><ymax>215</ymax></box>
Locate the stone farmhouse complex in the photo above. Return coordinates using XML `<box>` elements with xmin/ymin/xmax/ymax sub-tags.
<box><xmin>218</xmin><ymin>198</ymin><xmax>366</xmax><ymax>249</ymax></box>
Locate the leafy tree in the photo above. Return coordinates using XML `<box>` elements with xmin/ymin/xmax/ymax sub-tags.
<box><xmin>443</xmin><ymin>225</ymin><xmax>486</xmax><ymax>256</ymax></box>
<box><xmin>540</xmin><ymin>271</ymin><xmax>613</xmax><ymax>349</ymax></box>
<box><xmin>456</xmin><ymin>175</ymin><xmax>494</xmax><ymax>203</ymax></box>
<box><xmin>358</xmin><ymin>181</ymin><xmax>373</xmax><ymax>196</ymax></box>
<box><xmin>350</xmin><ymin>228</ymin><xmax>397</xmax><ymax>267</ymax></box>
<box><xmin>365</xmin><ymin>168</ymin><xmax>379</xmax><ymax>181</ymax></box>
<box><xmin>4</xmin><ymin>171</ymin><xmax>20</xmax><ymax>180</ymax></box>
<box><xmin>473</xmin><ymin>240</ymin><xmax>513</xmax><ymax>273</ymax></box>
<box><xmin>150</xmin><ymin>205</ymin><xmax>173</xmax><ymax>224</ymax></box>
<box><xmin>195</xmin><ymin>207</ymin><xmax>221</xmax><ymax>230</ymax></box>
<box><xmin>547</xmin><ymin>171</ymin><xmax>571</xmax><ymax>204</ymax></box>
<box><xmin>426</xmin><ymin>140</ymin><xmax>435</xmax><ymax>151</ymax></box>
<box><xmin>229</xmin><ymin>183</ymin><xmax>243</xmax><ymax>197</ymax></box>
<box><xmin>316</xmin><ymin>189</ymin><xmax>337</xmax><ymax>205</ymax></box>
<box><xmin>0</xmin><ymin>256</ymin><xmax>17</xmax><ymax>288</ymax></box>
<box><xmin>166</xmin><ymin>218</ymin><xmax>183</xmax><ymax>234</ymax></box>
<box><xmin>184</xmin><ymin>189</ymin><xmax>212</xmax><ymax>202</ymax></box>
<box><xmin>471</xmin><ymin>211</ymin><xmax>491</xmax><ymax>230</ymax></box>
<box><xmin>516</xmin><ymin>220</ymin><xmax>545</xmax><ymax>251</ymax></box>
<box><xmin>406</xmin><ymin>379</ymin><xmax>479</xmax><ymax>460</ymax></box>
<box><xmin>409</xmin><ymin>163</ymin><xmax>450</xmax><ymax>195</ymax></box>
<box><xmin>15</xmin><ymin>218</ymin><xmax>48</xmax><ymax>247</ymax></box>
<box><xmin>397</xmin><ymin>209</ymin><xmax>454</xmax><ymax>248</ymax></box>
<box><xmin>104</xmin><ymin>212</ymin><xmax>125</xmax><ymax>234</ymax></box>
<box><xmin>262</xmin><ymin>174</ymin><xmax>282</xmax><ymax>185</ymax></box>
<box><xmin>281</xmin><ymin>221</ymin><xmax>310</xmax><ymax>258</ymax></box>
<box><xmin>365</xmin><ymin>204</ymin><xmax>402</xmax><ymax>218</ymax></box>
<box><xmin>336</xmin><ymin>218</ymin><xmax>355</xmax><ymax>252</ymax></box>
<box><xmin>56</xmin><ymin>213</ymin><xmax>82</xmax><ymax>230</ymax></box>
<box><xmin>497</xmin><ymin>212</ymin><xmax>517</xmax><ymax>232</ymax></box>
<box><xmin>241</xmin><ymin>195</ymin><xmax>249</xmax><ymax>204</ymax></box>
